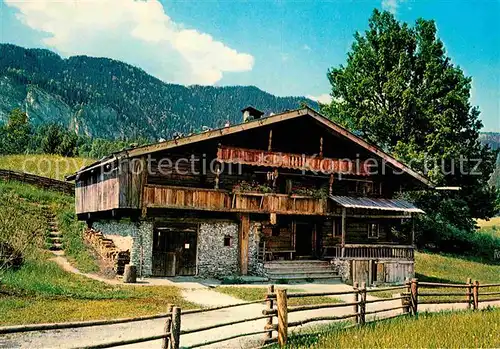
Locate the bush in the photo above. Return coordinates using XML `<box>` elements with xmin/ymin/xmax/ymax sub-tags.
<box><xmin>417</xmin><ymin>215</ymin><xmax>500</xmax><ymax>263</ymax></box>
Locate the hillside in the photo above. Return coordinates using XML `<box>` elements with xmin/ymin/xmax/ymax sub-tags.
<box><xmin>0</xmin><ymin>44</ymin><xmax>317</xmax><ymax>140</ymax></box>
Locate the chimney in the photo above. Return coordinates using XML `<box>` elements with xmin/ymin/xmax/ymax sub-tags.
<box><xmin>241</xmin><ymin>106</ymin><xmax>264</xmax><ymax>122</ymax></box>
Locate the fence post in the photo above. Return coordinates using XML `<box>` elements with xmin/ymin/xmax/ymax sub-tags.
<box><xmin>410</xmin><ymin>278</ymin><xmax>418</xmax><ymax>316</ymax></box>
<box><xmin>353</xmin><ymin>282</ymin><xmax>359</xmax><ymax>324</ymax></box>
<box><xmin>359</xmin><ymin>282</ymin><xmax>366</xmax><ymax>325</ymax></box>
<box><xmin>473</xmin><ymin>280</ymin><xmax>479</xmax><ymax>310</ymax></box>
<box><xmin>162</xmin><ymin>304</ymin><xmax>173</xmax><ymax>349</ymax></box>
<box><xmin>276</xmin><ymin>289</ymin><xmax>288</xmax><ymax>347</ymax></box>
<box><xmin>466</xmin><ymin>278</ymin><xmax>472</xmax><ymax>310</ymax></box>
<box><xmin>264</xmin><ymin>285</ymin><xmax>275</xmax><ymax>340</ymax></box>
<box><xmin>170</xmin><ymin>307</ymin><xmax>181</xmax><ymax>349</ymax></box>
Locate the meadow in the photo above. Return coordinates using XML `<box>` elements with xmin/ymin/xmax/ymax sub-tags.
<box><xmin>0</xmin><ymin>154</ymin><xmax>92</xmax><ymax>180</ymax></box>
<box><xmin>276</xmin><ymin>309</ymin><xmax>500</xmax><ymax>348</ymax></box>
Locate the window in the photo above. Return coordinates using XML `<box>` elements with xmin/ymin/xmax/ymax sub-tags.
<box><xmin>368</xmin><ymin>223</ymin><xmax>379</xmax><ymax>239</ymax></box>
<box><xmin>223</xmin><ymin>235</ymin><xmax>232</xmax><ymax>247</ymax></box>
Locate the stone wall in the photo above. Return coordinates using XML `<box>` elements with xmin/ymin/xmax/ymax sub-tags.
<box><xmin>93</xmin><ymin>220</ymin><xmax>153</xmax><ymax>277</ymax></box>
<box><xmin>248</xmin><ymin>222</ymin><xmax>265</xmax><ymax>276</ymax></box>
<box><xmin>331</xmin><ymin>258</ymin><xmax>350</xmax><ymax>283</ymax></box>
<box><xmin>197</xmin><ymin>222</ymin><xmax>239</xmax><ymax>278</ymax></box>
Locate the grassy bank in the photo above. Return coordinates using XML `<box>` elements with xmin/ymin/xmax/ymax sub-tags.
<box><xmin>277</xmin><ymin>309</ymin><xmax>500</xmax><ymax>348</ymax></box>
<box><xmin>0</xmin><ymin>154</ymin><xmax>92</xmax><ymax>180</ymax></box>
<box><xmin>0</xmin><ymin>259</ymin><xmax>195</xmax><ymax>325</ymax></box>
<box><xmin>215</xmin><ymin>287</ymin><xmax>343</xmax><ymax>306</ymax></box>
<box><xmin>0</xmin><ymin>180</ymin><xmax>196</xmax><ymax>325</ymax></box>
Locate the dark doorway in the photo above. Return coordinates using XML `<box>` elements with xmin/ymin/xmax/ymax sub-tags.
<box><xmin>152</xmin><ymin>223</ymin><xmax>198</xmax><ymax>277</ymax></box>
<box><xmin>295</xmin><ymin>222</ymin><xmax>313</xmax><ymax>257</ymax></box>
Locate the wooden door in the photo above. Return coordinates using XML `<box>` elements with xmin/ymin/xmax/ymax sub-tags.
<box><xmin>295</xmin><ymin>222</ymin><xmax>313</xmax><ymax>257</ymax></box>
<box><xmin>152</xmin><ymin>224</ymin><xmax>198</xmax><ymax>276</ymax></box>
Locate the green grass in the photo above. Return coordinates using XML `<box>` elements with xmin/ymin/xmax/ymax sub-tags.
<box><xmin>0</xmin><ymin>154</ymin><xmax>93</xmax><ymax>180</ymax></box>
<box><xmin>215</xmin><ymin>286</ymin><xmax>343</xmax><ymax>306</ymax></box>
<box><xmin>276</xmin><ymin>309</ymin><xmax>500</xmax><ymax>348</ymax></box>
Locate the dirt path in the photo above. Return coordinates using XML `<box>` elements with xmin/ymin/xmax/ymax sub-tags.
<box><xmin>4</xmin><ymin>282</ymin><xmax>499</xmax><ymax>349</ymax></box>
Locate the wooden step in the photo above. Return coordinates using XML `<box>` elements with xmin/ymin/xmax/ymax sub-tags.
<box><xmin>49</xmin><ymin>243</ymin><xmax>63</xmax><ymax>251</ymax></box>
<box><xmin>268</xmin><ymin>274</ymin><xmax>341</xmax><ymax>282</ymax></box>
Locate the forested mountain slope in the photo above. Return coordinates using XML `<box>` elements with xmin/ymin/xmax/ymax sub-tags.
<box><xmin>0</xmin><ymin>44</ymin><xmax>316</xmax><ymax>140</ymax></box>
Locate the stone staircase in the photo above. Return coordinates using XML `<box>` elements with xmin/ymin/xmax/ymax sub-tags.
<box><xmin>264</xmin><ymin>260</ymin><xmax>340</xmax><ymax>282</ymax></box>
<box><xmin>42</xmin><ymin>206</ymin><xmax>64</xmax><ymax>254</ymax></box>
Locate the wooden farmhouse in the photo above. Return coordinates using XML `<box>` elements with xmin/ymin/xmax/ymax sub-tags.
<box><xmin>67</xmin><ymin>107</ymin><xmax>432</xmax><ymax>285</ymax></box>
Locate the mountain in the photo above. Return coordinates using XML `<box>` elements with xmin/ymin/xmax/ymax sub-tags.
<box><xmin>479</xmin><ymin>132</ymin><xmax>500</xmax><ymax>188</ymax></box>
<box><xmin>0</xmin><ymin>43</ymin><xmax>317</xmax><ymax>140</ymax></box>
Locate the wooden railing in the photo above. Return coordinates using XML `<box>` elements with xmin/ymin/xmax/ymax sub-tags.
<box><xmin>1</xmin><ymin>280</ymin><xmax>499</xmax><ymax>348</ymax></box>
<box><xmin>143</xmin><ymin>185</ymin><xmax>230</xmax><ymax>211</ymax></box>
<box><xmin>324</xmin><ymin>244</ymin><xmax>414</xmax><ymax>259</ymax></box>
<box><xmin>143</xmin><ymin>185</ymin><xmax>326</xmax><ymax>215</ymax></box>
<box><xmin>217</xmin><ymin>145</ymin><xmax>372</xmax><ymax>175</ymax></box>
<box><xmin>231</xmin><ymin>191</ymin><xmax>326</xmax><ymax>215</ymax></box>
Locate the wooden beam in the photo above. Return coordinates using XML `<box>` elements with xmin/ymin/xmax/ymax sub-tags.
<box><xmin>239</xmin><ymin>213</ymin><xmax>250</xmax><ymax>275</ymax></box>
<box><xmin>341</xmin><ymin>208</ymin><xmax>346</xmax><ymax>257</ymax></box>
<box><xmin>268</xmin><ymin>129</ymin><xmax>273</xmax><ymax>151</ymax></box>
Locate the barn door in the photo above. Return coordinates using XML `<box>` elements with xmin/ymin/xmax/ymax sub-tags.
<box><xmin>152</xmin><ymin>223</ymin><xmax>198</xmax><ymax>277</ymax></box>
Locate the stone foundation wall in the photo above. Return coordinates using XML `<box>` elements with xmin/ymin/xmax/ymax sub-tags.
<box><xmin>197</xmin><ymin>222</ymin><xmax>239</xmax><ymax>278</ymax></box>
<box><xmin>331</xmin><ymin>258</ymin><xmax>350</xmax><ymax>283</ymax></box>
<box><xmin>248</xmin><ymin>222</ymin><xmax>265</xmax><ymax>276</ymax></box>
<box><xmin>93</xmin><ymin>220</ymin><xmax>153</xmax><ymax>277</ymax></box>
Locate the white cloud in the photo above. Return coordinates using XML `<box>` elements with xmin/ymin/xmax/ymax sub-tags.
<box><xmin>4</xmin><ymin>0</ymin><xmax>254</xmax><ymax>85</ymax></box>
<box><xmin>306</xmin><ymin>93</ymin><xmax>332</xmax><ymax>104</ymax></box>
<box><xmin>381</xmin><ymin>0</ymin><xmax>405</xmax><ymax>14</ymax></box>
<box><xmin>303</xmin><ymin>44</ymin><xmax>311</xmax><ymax>51</ymax></box>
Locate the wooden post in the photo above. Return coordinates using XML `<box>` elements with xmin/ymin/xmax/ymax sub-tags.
<box><xmin>359</xmin><ymin>281</ymin><xmax>366</xmax><ymax>325</ymax></box>
<box><xmin>410</xmin><ymin>278</ymin><xmax>418</xmax><ymax>316</ymax></box>
<box><xmin>268</xmin><ymin>129</ymin><xmax>273</xmax><ymax>151</ymax></box>
<box><xmin>214</xmin><ymin>163</ymin><xmax>220</xmax><ymax>189</ymax></box>
<box><xmin>329</xmin><ymin>174</ymin><xmax>334</xmax><ymax>196</ymax></box>
<box><xmin>162</xmin><ymin>304</ymin><xmax>173</xmax><ymax>349</ymax></box>
<box><xmin>341</xmin><ymin>208</ymin><xmax>346</xmax><ymax>258</ymax></box>
<box><xmin>353</xmin><ymin>281</ymin><xmax>359</xmax><ymax>324</ymax></box>
<box><xmin>473</xmin><ymin>280</ymin><xmax>479</xmax><ymax>310</ymax></box>
<box><xmin>239</xmin><ymin>213</ymin><xmax>250</xmax><ymax>275</ymax></box>
<box><xmin>265</xmin><ymin>285</ymin><xmax>275</xmax><ymax>340</ymax></box>
<box><xmin>319</xmin><ymin>137</ymin><xmax>324</xmax><ymax>157</ymax></box>
<box><xmin>466</xmin><ymin>277</ymin><xmax>472</xmax><ymax>310</ymax></box>
<box><xmin>170</xmin><ymin>307</ymin><xmax>181</xmax><ymax>349</ymax></box>
<box><xmin>276</xmin><ymin>289</ymin><xmax>288</xmax><ymax>347</ymax></box>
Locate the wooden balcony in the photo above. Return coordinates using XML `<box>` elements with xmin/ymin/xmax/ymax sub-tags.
<box><xmin>324</xmin><ymin>244</ymin><xmax>414</xmax><ymax>260</ymax></box>
<box><xmin>142</xmin><ymin>185</ymin><xmax>326</xmax><ymax>215</ymax></box>
<box><xmin>143</xmin><ymin>185</ymin><xmax>230</xmax><ymax>211</ymax></box>
<box><xmin>230</xmin><ymin>192</ymin><xmax>326</xmax><ymax>215</ymax></box>
<box><xmin>217</xmin><ymin>145</ymin><xmax>371</xmax><ymax>175</ymax></box>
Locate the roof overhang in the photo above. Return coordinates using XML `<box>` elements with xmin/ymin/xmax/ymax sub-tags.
<box><xmin>329</xmin><ymin>195</ymin><xmax>425</xmax><ymax>214</ymax></box>
<box><xmin>67</xmin><ymin>107</ymin><xmax>434</xmax><ymax>188</ymax></box>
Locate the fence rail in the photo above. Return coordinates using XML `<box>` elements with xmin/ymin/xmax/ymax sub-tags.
<box><xmin>0</xmin><ymin>169</ymin><xmax>74</xmax><ymax>195</ymax></box>
<box><xmin>1</xmin><ymin>279</ymin><xmax>499</xmax><ymax>348</ymax></box>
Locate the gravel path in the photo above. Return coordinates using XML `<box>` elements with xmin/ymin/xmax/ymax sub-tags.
<box><xmin>3</xmin><ymin>282</ymin><xmax>498</xmax><ymax>349</ymax></box>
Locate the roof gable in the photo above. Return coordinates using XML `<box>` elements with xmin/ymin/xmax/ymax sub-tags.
<box><xmin>68</xmin><ymin>107</ymin><xmax>433</xmax><ymax>187</ymax></box>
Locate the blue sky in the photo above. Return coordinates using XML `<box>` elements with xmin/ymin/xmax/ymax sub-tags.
<box><xmin>1</xmin><ymin>0</ymin><xmax>498</xmax><ymax>131</ymax></box>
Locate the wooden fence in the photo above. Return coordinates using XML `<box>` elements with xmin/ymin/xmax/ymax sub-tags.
<box><xmin>1</xmin><ymin>279</ymin><xmax>499</xmax><ymax>348</ymax></box>
<box><xmin>0</xmin><ymin>169</ymin><xmax>74</xmax><ymax>195</ymax></box>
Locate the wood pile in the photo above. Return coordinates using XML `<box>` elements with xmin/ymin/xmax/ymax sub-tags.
<box><xmin>83</xmin><ymin>228</ymin><xmax>130</xmax><ymax>275</ymax></box>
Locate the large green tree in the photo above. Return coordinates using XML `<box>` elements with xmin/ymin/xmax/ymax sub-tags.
<box><xmin>0</xmin><ymin>108</ymin><xmax>31</xmax><ymax>154</ymax></box>
<box><xmin>322</xmin><ymin>10</ymin><xmax>498</xmax><ymax>241</ymax></box>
